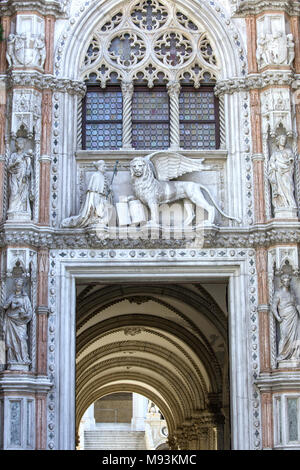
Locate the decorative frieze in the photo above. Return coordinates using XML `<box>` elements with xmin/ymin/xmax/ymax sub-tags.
<box><xmin>215</xmin><ymin>71</ymin><xmax>295</xmax><ymax>96</ymax></box>
<box><xmin>234</xmin><ymin>0</ymin><xmax>300</xmax><ymax>16</ymax></box>
<box><xmin>0</xmin><ymin>0</ymin><xmax>69</xmax><ymax>18</ymax></box>
<box><xmin>4</xmin><ymin>72</ymin><xmax>86</xmax><ymax>96</ymax></box>
<box><xmin>0</xmin><ymin>224</ymin><xmax>300</xmax><ymax>249</ymax></box>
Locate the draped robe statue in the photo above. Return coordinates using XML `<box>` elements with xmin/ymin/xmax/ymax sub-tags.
<box><xmin>268</xmin><ymin>134</ymin><xmax>296</xmax><ymax>211</ymax></box>
<box><xmin>271</xmin><ymin>274</ymin><xmax>300</xmax><ymax>362</ymax></box>
<box><xmin>61</xmin><ymin>160</ymin><xmax>111</xmax><ymax>228</ymax></box>
<box><xmin>2</xmin><ymin>278</ymin><xmax>32</xmax><ymax>369</ymax></box>
<box><xmin>7</xmin><ymin>137</ymin><xmax>33</xmax><ymax>220</ymax></box>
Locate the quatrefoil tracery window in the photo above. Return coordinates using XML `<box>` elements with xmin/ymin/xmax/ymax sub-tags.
<box><xmin>80</xmin><ymin>0</ymin><xmax>220</xmax><ymax>151</ymax></box>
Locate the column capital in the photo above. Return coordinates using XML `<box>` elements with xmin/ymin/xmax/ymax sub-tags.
<box><xmin>167</xmin><ymin>80</ymin><xmax>181</xmax><ymax>96</ymax></box>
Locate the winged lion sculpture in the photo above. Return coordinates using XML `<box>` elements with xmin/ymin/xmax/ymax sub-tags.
<box><xmin>129</xmin><ymin>151</ymin><xmax>241</xmax><ymax>226</ymax></box>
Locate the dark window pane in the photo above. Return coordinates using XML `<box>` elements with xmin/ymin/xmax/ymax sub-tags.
<box><xmin>132</xmin><ymin>88</ymin><xmax>170</xmax><ymax>149</ymax></box>
<box><xmin>132</xmin><ymin>90</ymin><xmax>169</xmax><ymax>121</ymax></box>
<box><xmin>86</xmin><ymin>91</ymin><xmax>122</xmax><ymax>121</ymax></box>
<box><xmin>179</xmin><ymin>87</ymin><xmax>218</xmax><ymax>149</ymax></box>
<box><xmin>179</xmin><ymin>90</ymin><xmax>215</xmax><ymax>121</ymax></box>
<box><xmin>85</xmin><ymin>123</ymin><xmax>122</xmax><ymax>150</ymax></box>
<box><xmin>83</xmin><ymin>87</ymin><xmax>123</xmax><ymax>150</ymax></box>
<box><xmin>180</xmin><ymin>123</ymin><xmax>216</xmax><ymax>149</ymax></box>
<box><xmin>132</xmin><ymin>123</ymin><xmax>169</xmax><ymax>149</ymax></box>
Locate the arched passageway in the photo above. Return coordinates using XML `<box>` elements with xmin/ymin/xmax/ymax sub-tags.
<box><xmin>76</xmin><ymin>282</ymin><xmax>230</xmax><ymax>450</ymax></box>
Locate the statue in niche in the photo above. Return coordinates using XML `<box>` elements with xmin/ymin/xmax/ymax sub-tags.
<box><xmin>61</xmin><ymin>160</ymin><xmax>112</xmax><ymax>228</ymax></box>
<box><xmin>7</xmin><ymin>137</ymin><xmax>33</xmax><ymax>220</ymax></box>
<box><xmin>267</xmin><ymin>134</ymin><xmax>296</xmax><ymax>210</ymax></box>
<box><xmin>2</xmin><ymin>278</ymin><xmax>33</xmax><ymax>369</ymax></box>
<box><xmin>129</xmin><ymin>151</ymin><xmax>241</xmax><ymax>226</ymax></box>
<box><xmin>271</xmin><ymin>274</ymin><xmax>300</xmax><ymax>362</ymax></box>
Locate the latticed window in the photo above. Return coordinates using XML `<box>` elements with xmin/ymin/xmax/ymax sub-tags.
<box><xmin>179</xmin><ymin>87</ymin><xmax>219</xmax><ymax>149</ymax></box>
<box><xmin>132</xmin><ymin>86</ymin><xmax>170</xmax><ymax>149</ymax></box>
<box><xmin>81</xmin><ymin>0</ymin><xmax>221</xmax><ymax>151</ymax></box>
<box><xmin>83</xmin><ymin>87</ymin><xmax>123</xmax><ymax>150</ymax></box>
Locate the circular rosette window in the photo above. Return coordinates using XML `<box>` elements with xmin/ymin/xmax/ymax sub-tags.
<box><xmin>130</xmin><ymin>0</ymin><xmax>168</xmax><ymax>31</ymax></box>
<box><xmin>154</xmin><ymin>31</ymin><xmax>193</xmax><ymax>67</ymax></box>
<box><xmin>108</xmin><ymin>32</ymin><xmax>146</xmax><ymax>68</ymax></box>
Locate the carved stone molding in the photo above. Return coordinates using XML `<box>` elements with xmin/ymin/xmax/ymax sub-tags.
<box><xmin>0</xmin><ymin>224</ymin><xmax>300</xmax><ymax>249</ymax></box>
<box><xmin>215</xmin><ymin>71</ymin><xmax>295</xmax><ymax>96</ymax></box>
<box><xmin>0</xmin><ymin>0</ymin><xmax>69</xmax><ymax>17</ymax></box>
<box><xmin>4</xmin><ymin>72</ymin><xmax>86</xmax><ymax>96</ymax></box>
<box><xmin>234</xmin><ymin>0</ymin><xmax>300</xmax><ymax>16</ymax></box>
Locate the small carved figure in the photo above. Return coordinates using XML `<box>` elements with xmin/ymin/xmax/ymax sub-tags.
<box><xmin>129</xmin><ymin>151</ymin><xmax>241</xmax><ymax>226</ymax></box>
<box><xmin>5</xmin><ymin>32</ymin><xmax>46</xmax><ymax>68</ymax></box>
<box><xmin>287</xmin><ymin>34</ymin><xmax>295</xmax><ymax>66</ymax></box>
<box><xmin>34</xmin><ymin>34</ymin><xmax>46</xmax><ymax>68</ymax></box>
<box><xmin>2</xmin><ymin>278</ymin><xmax>32</xmax><ymax>369</ymax></box>
<box><xmin>61</xmin><ymin>160</ymin><xmax>111</xmax><ymax>228</ymax></box>
<box><xmin>256</xmin><ymin>34</ymin><xmax>267</xmax><ymax>68</ymax></box>
<box><xmin>271</xmin><ymin>274</ymin><xmax>300</xmax><ymax>362</ymax></box>
<box><xmin>268</xmin><ymin>134</ymin><xmax>296</xmax><ymax>210</ymax></box>
<box><xmin>7</xmin><ymin>137</ymin><xmax>33</xmax><ymax>220</ymax></box>
<box><xmin>6</xmin><ymin>34</ymin><xmax>15</xmax><ymax>67</ymax></box>
<box><xmin>256</xmin><ymin>32</ymin><xmax>293</xmax><ymax>68</ymax></box>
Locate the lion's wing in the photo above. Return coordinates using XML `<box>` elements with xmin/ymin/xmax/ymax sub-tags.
<box><xmin>147</xmin><ymin>151</ymin><xmax>206</xmax><ymax>181</ymax></box>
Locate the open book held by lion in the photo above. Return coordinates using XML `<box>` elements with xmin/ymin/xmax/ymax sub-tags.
<box><xmin>129</xmin><ymin>151</ymin><xmax>241</xmax><ymax>226</ymax></box>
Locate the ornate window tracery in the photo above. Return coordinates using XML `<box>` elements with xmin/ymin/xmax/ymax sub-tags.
<box><xmin>80</xmin><ymin>0</ymin><xmax>220</xmax><ymax>151</ymax></box>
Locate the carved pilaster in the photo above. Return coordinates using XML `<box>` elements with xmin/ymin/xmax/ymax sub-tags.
<box><xmin>290</xmin><ymin>16</ymin><xmax>300</xmax><ymax>73</ymax></box>
<box><xmin>36</xmin><ymin>249</ymin><xmax>49</xmax><ymax>375</ymax></box>
<box><xmin>261</xmin><ymin>392</ymin><xmax>273</xmax><ymax>449</ymax></box>
<box><xmin>167</xmin><ymin>80</ymin><xmax>181</xmax><ymax>150</ymax></box>
<box><xmin>0</xmin><ymin>16</ymin><xmax>10</xmax><ymax>72</ymax></box>
<box><xmin>121</xmin><ymin>81</ymin><xmax>133</xmax><ymax>149</ymax></box>
<box><xmin>250</xmin><ymin>89</ymin><xmax>266</xmax><ymax>224</ymax></box>
<box><xmin>44</xmin><ymin>15</ymin><xmax>55</xmax><ymax>75</ymax></box>
<box><xmin>246</xmin><ymin>16</ymin><xmax>258</xmax><ymax>74</ymax></box>
<box><xmin>35</xmin><ymin>393</ymin><xmax>47</xmax><ymax>449</ymax></box>
<box><xmin>257</xmin><ymin>245</ymin><xmax>271</xmax><ymax>372</ymax></box>
<box><xmin>39</xmin><ymin>89</ymin><xmax>52</xmax><ymax>226</ymax></box>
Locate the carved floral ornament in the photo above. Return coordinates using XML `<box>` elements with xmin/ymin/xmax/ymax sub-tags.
<box><xmin>80</xmin><ymin>0</ymin><xmax>219</xmax><ymax>88</ymax></box>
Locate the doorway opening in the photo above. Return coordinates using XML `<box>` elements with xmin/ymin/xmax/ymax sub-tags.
<box><xmin>76</xmin><ymin>280</ymin><xmax>230</xmax><ymax>450</ymax></box>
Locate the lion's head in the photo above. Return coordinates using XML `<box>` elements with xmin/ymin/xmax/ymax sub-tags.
<box><xmin>130</xmin><ymin>157</ymin><xmax>149</xmax><ymax>179</ymax></box>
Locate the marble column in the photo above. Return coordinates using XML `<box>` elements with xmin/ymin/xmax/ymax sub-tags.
<box><xmin>245</xmin><ymin>16</ymin><xmax>258</xmax><ymax>74</ymax></box>
<box><xmin>36</xmin><ymin>249</ymin><xmax>49</xmax><ymax>376</ymax></box>
<box><xmin>44</xmin><ymin>16</ymin><xmax>55</xmax><ymax>74</ymax></box>
<box><xmin>39</xmin><ymin>90</ymin><xmax>52</xmax><ymax>225</ymax></box>
<box><xmin>256</xmin><ymin>248</ymin><xmax>271</xmax><ymax>372</ymax></box>
<box><xmin>250</xmin><ymin>90</ymin><xmax>265</xmax><ymax>224</ymax></box>
<box><xmin>261</xmin><ymin>392</ymin><xmax>273</xmax><ymax>449</ymax></box>
<box><xmin>0</xmin><ymin>17</ymin><xmax>9</xmax><ymax>222</ymax></box>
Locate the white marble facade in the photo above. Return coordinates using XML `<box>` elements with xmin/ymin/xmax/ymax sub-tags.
<box><xmin>0</xmin><ymin>0</ymin><xmax>300</xmax><ymax>451</ymax></box>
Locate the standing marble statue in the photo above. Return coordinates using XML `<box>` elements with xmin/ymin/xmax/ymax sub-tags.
<box><xmin>268</xmin><ymin>134</ymin><xmax>296</xmax><ymax>211</ymax></box>
<box><xmin>271</xmin><ymin>274</ymin><xmax>300</xmax><ymax>362</ymax></box>
<box><xmin>61</xmin><ymin>160</ymin><xmax>111</xmax><ymax>228</ymax></box>
<box><xmin>7</xmin><ymin>137</ymin><xmax>33</xmax><ymax>220</ymax></box>
<box><xmin>2</xmin><ymin>278</ymin><xmax>33</xmax><ymax>370</ymax></box>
